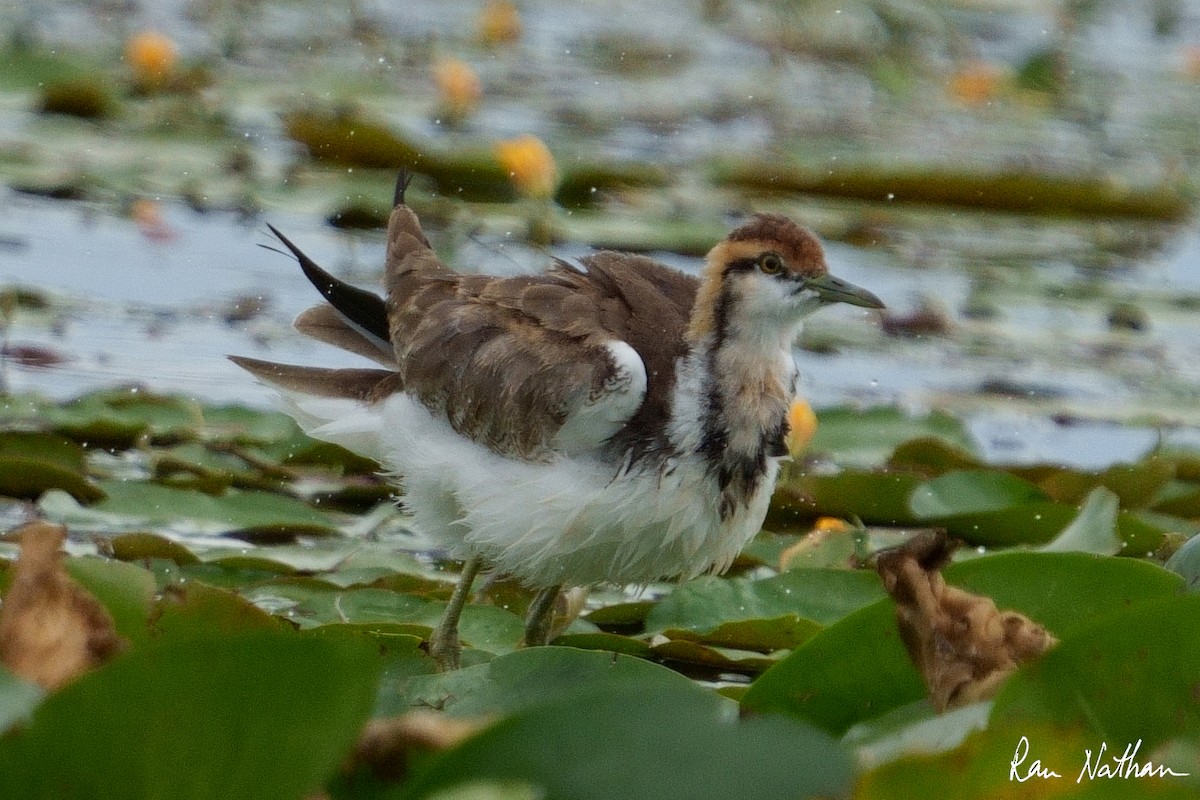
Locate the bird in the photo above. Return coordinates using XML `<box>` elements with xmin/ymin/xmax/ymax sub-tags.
<box><xmin>232</xmin><ymin>171</ymin><xmax>884</xmax><ymax>670</ymax></box>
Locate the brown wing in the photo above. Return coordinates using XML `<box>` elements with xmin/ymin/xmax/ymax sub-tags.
<box><xmin>384</xmin><ymin>201</ymin><xmax>697</xmax><ymax>460</ymax></box>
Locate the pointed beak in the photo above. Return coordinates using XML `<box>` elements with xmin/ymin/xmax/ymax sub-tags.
<box><xmin>804</xmin><ymin>273</ymin><xmax>885</xmax><ymax>309</ymax></box>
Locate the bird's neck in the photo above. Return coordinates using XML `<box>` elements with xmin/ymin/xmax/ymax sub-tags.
<box><xmin>671</xmin><ymin>322</ymin><xmax>801</xmax><ymax>519</ymax></box>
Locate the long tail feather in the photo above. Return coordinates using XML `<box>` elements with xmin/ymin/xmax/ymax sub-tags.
<box><xmin>294</xmin><ymin>305</ymin><xmax>396</xmax><ymax>367</ymax></box>
<box><xmin>264</xmin><ymin>224</ymin><xmax>391</xmax><ymax>351</ymax></box>
<box><xmin>394</xmin><ymin>168</ymin><xmax>414</xmax><ymax>208</ymax></box>
<box><xmin>229</xmin><ymin>355</ymin><xmax>398</xmax><ymax>402</ymax></box>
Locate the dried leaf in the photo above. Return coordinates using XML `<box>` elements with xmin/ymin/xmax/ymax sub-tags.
<box><xmin>345</xmin><ymin>711</ymin><xmax>488</xmax><ymax>780</ymax></box>
<box><xmin>875</xmin><ymin>531</ymin><xmax>1057</xmax><ymax>712</ymax></box>
<box><xmin>0</xmin><ymin>522</ymin><xmax>126</xmax><ymax>690</ymax></box>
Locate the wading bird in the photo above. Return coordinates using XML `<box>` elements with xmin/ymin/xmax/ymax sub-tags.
<box><xmin>232</xmin><ymin>172</ymin><xmax>883</xmax><ymax>669</ymax></box>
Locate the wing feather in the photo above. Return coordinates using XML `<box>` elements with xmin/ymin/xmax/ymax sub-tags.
<box><xmin>387</xmin><ymin>246</ymin><xmax>696</xmax><ymax>461</ymax></box>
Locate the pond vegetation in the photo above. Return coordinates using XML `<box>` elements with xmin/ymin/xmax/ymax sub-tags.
<box><xmin>1</xmin><ymin>1</ymin><xmax>1199</xmax><ymax>798</ymax></box>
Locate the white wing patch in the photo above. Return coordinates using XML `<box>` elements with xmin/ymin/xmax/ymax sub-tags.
<box><xmin>551</xmin><ymin>340</ymin><xmax>647</xmax><ymax>455</ymax></box>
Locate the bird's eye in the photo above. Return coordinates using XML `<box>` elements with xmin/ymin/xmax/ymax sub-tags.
<box><xmin>758</xmin><ymin>253</ymin><xmax>784</xmax><ymax>275</ymax></box>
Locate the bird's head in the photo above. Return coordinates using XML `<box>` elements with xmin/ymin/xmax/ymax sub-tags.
<box><xmin>688</xmin><ymin>214</ymin><xmax>884</xmax><ymax>343</ymax></box>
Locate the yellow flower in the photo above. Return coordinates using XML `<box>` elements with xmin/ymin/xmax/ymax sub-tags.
<box><xmin>434</xmin><ymin>58</ymin><xmax>482</xmax><ymax>119</ymax></box>
<box><xmin>812</xmin><ymin>517</ymin><xmax>851</xmax><ymax>534</ymax></box>
<box><xmin>495</xmin><ymin>135</ymin><xmax>558</xmax><ymax>200</ymax></box>
<box><xmin>478</xmin><ymin>0</ymin><xmax>522</xmax><ymax>45</ymax></box>
<box><xmin>785</xmin><ymin>398</ymin><xmax>818</xmax><ymax>456</ymax></box>
<box><xmin>125</xmin><ymin>30</ymin><xmax>177</xmax><ymax>86</ymax></box>
<box><xmin>947</xmin><ymin>60</ymin><xmax>1005</xmax><ymax>106</ymax></box>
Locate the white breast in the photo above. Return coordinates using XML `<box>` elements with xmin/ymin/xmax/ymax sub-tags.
<box><xmin>376</xmin><ymin>392</ymin><xmax>772</xmax><ymax>587</ymax></box>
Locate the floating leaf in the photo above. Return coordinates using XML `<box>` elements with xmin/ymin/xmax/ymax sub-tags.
<box><xmin>47</xmin><ymin>390</ymin><xmax>200</xmax><ymax>449</ymax></box>
<box><xmin>0</xmin><ymin>431</ymin><xmax>102</xmax><ymax>502</ymax></box>
<box><xmin>742</xmin><ymin>553</ymin><xmax>1183</xmax><ymax>736</ymax></box>
<box><xmin>397</xmin><ymin>682</ymin><xmax>854</xmax><ymax>800</ymax></box>
<box><xmin>661</xmin><ymin>616</ymin><xmax>822</xmax><ymax>652</ymax></box>
<box><xmin>909</xmin><ymin>469</ymin><xmax>1048</xmax><ymax>519</ymax></box>
<box><xmin>844</xmin><ymin>699</ymin><xmax>991</xmax><ymax>770</ymax></box>
<box><xmin>1035</xmin><ymin>456</ymin><xmax>1175</xmax><ymax>508</ymax></box>
<box><xmin>149</xmin><ymin>581</ymin><xmax>291</xmax><ymax>639</ymax></box>
<box><xmin>887</xmin><ymin>437</ymin><xmax>982</xmax><ymax>477</ymax></box>
<box><xmin>860</xmin><ymin>597</ymin><xmax>1200</xmax><ymax>798</ymax></box>
<box><xmin>651</xmin><ymin>638</ymin><xmax>780</xmax><ymax>673</ymax></box>
<box><xmin>771</xmin><ymin>471</ymin><xmax>923</xmax><ymax>527</ymax></box>
<box><xmin>550</xmin><ymin>632</ymin><xmax>655</xmax><ymax>658</ymax></box>
<box><xmin>109</xmin><ymin>532</ymin><xmax>200</xmax><ymax>566</ymax></box>
<box><xmin>63</xmin><ymin>555</ymin><xmax>156</xmax><ymax>647</ymax></box>
<box><xmin>0</xmin><ymin>631</ymin><xmax>379</xmax><ymax>800</ymax></box>
<box><xmin>89</xmin><ymin>480</ymin><xmax>337</xmax><ymax>536</ymax></box>
<box><xmin>993</xmin><ymin>593</ymin><xmax>1200</xmax><ymax>747</ymax></box>
<box><xmin>240</xmin><ymin>582</ymin><xmax>524</xmax><ymax>655</ymax></box>
<box><xmin>1037</xmin><ymin>486</ymin><xmax>1121</xmax><ymax>555</ymax></box>
<box><xmin>583</xmin><ymin>600</ymin><xmax>655</xmax><ymax>629</ymax></box>
<box><xmin>383</xmin><ymin>646</ymin><xmax>696</xmax><ymax>719</ymax></box>
<box><xmin>1165</xmin><ymin>533</ymin><xmax>1200</xmax><ymax>592</ymax></box>
<box><xmin>1154</xmin><ymin>481</ymin><xmax>1200</xmax><ymax>518</ymax></box>
<box><xmin>0</xmin><ymin>666</ymin><xmax>43</xmax><ymax>735</ymax></box>
<box><xmin>646</xmin><ymin>569</ymin><xmax>884</xmax><ymax>650</ymax></box>
<box><xmin>807</xmin><ymin>407</ymin><xmax>976</xmax><ymax>468</ymax></box>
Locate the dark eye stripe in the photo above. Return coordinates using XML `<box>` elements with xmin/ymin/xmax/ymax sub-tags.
<box><xmin>725</xmin><ymin>257</ymin><xmax>758</xmax><ymax>273</ymax></box>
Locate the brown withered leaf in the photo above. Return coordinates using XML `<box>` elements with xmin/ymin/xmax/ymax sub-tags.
<box><xmin>0</xmin><ymin>521</ymin><xmax>126</xmax><ymax>690</ymax></box>
<box><xmin>344</xmin><ymin>711</ymin><xmax>488</xmax><ymax>781</ymax></box>
<box><xmin>876</xmin><ymin>530</ymin><xmax>1058</xmax><ymax>712</ymax></box>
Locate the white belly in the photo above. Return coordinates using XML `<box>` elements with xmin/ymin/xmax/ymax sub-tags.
<box><xmin>378</xmin><ymin>393</ymin><xmax>777</xmax><ymax>587</ymax></box>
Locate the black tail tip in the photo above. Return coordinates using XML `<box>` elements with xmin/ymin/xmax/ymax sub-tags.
<box><xmin>394</xmin><ymin>169</ymin><xmax>414</xmax><ymax>208</ymax></box>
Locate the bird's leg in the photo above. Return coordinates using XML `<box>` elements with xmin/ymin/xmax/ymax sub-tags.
<box><xmin>523</xmin><ymin>584</ymin><xmax>563</xmax><ymax>647</ymax></box>
<box><xmin>430</xmin><ymin>554</ymin><xmax>484</xmax><ymax>671</ymax></box>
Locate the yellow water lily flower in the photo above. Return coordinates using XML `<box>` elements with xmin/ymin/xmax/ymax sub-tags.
<box><xmin>495</xmin><ymin>135</ymin><xmax>558</xmax><ymax>200</ymax></box>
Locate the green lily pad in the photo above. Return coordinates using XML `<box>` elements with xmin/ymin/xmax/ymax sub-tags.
<box><xmin>0</xmin><ymin>631</ymin><xmax>378</xmax><ymax>800</ymax></box>
<box><xmin>0</xmin><ymin>431</ymin><xmax>102</xmax><ymax>502</ymax></box>
<box><xmin>396</xmin><ymin>681</ymin><xmax>854</xmax><ymax>800</ymax></box>
<box><xmin>240</xmin><ymin>582</ymin><xmax>525</xmax><ymax>654</ymax></box>
<box><xmin>992</xmin><ymin>593</ymin><xmax>1200</xmax><ymax>747</ymax></box>
<box><xmin>808</xmin><ymin>407</ymin><xmax>977</xmax><ymax>468</ymax></box>
<box><xmin>1037</xmin><ymin>487</ymin><xmax>1121</xmax><ymax>555</ymax></box>
<box><xmin>550</xmin><ymin>632</ymin><xmax>655</xmax><ymax>658</ymax></box>
<box><xmin>859</xmin><ymin>596</ymin><xmax>1200</xmax><ymax>798</ymax></box>
<box><xmin>741</xmin><ymin>553</ymin><xmax>1183</xmax><ymax>736</ymax></box>
<box><xmin>1154</xmin><ymin>481</ymin><xmax>1200</xmax><ymax>518</ymax></box>
<box><xmin>1035</xmin><ymin>456</ymin><xmax>1176</xmax><ymax>508</ymax></box>
<box><xmin>646</xmin><ymin>569</ymin><xmax>885</xmax><ymax>650</ymax></box>
<box><xmin>198</xmin><ymin>404</ymin><xmax>304</xmax><ymax>445</ymax></box>
<box><xmin>149</xmin><ymin>581</ymin><xmax>292</xmax><ymax>639</ymax></box>
<box><xmin>110</xmin><ymin>532</ymin><xmax>201</xmax><ymax>566</ymax></box>
<box><xmin>583</xmin><ymin>600</ymin><xmax>655</xmax><ymax>629</ymax></box>
<box><xmin>302</xmin><ymin>623</ymin><xmax>434</xmax><ymax>716</ymax></box>
<box><xmin>660</xmin><ymin>615</ymin><xmax>822</xmax><ymax>652</ymax></box>
<box><xmin>650</xmin><ymin>639</ymin><xmax>780</xmax><ymax>673</ymax></box>
<box><xmin>47</xmin><ymin>389</ymin><xmax>201</xmax><ymax>449</ymax></box>
<box><xmin>771</xmin><ymin>470</ymin><xmax>923</xmax><ymax>527</ymax></box>
<box><xmin>63</xmin><ymin>556</ymin><xmax>157</xmax><ymax>646</ymax></box>
<box><xmin>1165</xmin><ymin>533</ymin><xmax>1200</xmax><ymax>592</ymax></box>
<box><xmin>0</xmin><ymin>666</ymin><xmax>44</xmax><ymax>735</ymax></box>
<box><xmin>90</xmin><ymin>480</ymin><xmax>337</xmax><ymax>536</ymax></box>
<box><xmin>844</xmin><ymin>699</ymin><xmax>991</xmax><ymax>770</ymax></box>
<box><xmin>886</xmin><ymin>437</ymin><xmax>982</xmax><ymax>477</ymax></box>
<box><xmin>909</xmin><ymin>469</ymin><xmax>1048</xmax><ymax>519</ymax></box>
<box><xmin>383</xmin><ymin>646</ymin><xmax>697</xmax><ymax>719</ymax></box>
